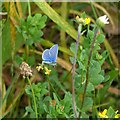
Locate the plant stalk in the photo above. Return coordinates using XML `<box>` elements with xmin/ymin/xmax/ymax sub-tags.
<box><xmin>27</xmin><ymin>77</ymin><xmax>38</xmax><ymax>119</ymax></box>
<box><xmin>79</xmin><ymin>27</ymin><xmax>98</xmax><ymax>118</ymax></box>
<box><xmin>72</xmin><ymin>24</ymin><xmax>82</xmax><ymax>118</ymax></box>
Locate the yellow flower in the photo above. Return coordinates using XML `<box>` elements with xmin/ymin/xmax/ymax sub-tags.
<box><xmin>115</xmin><ymin>110</ymin><xmax>120</xmax><ymax>118</ymax></box>
<box><xmin>115</xmin><ymin>114</ymin><xmax>120</xmax><ymax>118</ymax></box>
<box><xmin>44</xmin><ymin>67</ymin><xmax>51</xmax><ymax>75</ymax></box>
<box><xmin>98</xmin><ymin>109</ymin><xmax>108</xmax><ymax>118</ymax></box>
<box><xmin>85</xmin><ymin>18</ymin><xmax>90</xmax><ymax>25</ymax></box>
<box><xmin>36</xmin><ymin>65</ymin><xmax>43</xmax><ymax>72</ymax></box>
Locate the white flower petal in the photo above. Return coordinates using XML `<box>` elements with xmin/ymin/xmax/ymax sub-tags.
<box><xmin>98</xmin><ymin>15</ymin><xmax>109</xmax><ymax>25</ymax></box>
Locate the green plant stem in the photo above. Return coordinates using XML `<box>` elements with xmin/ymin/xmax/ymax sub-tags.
<box><xmin>26</xmin><ymin>0</ymin><xmax>31</xmax><ymax>60</ymax></box>
<box><xmin>72</xmin><ymin>24</ymin><xmax>82</xmax><ymax>118</ymax></box>
<box><xmin>90</xmin><ymin>0</ymin><xmax>97</xmax><ymax>20</ymax></box>
<box><xmin>27</xmin><ymin>0</ymin><xmax>31</xmax><ymax>16</ymax></box>
<box><xmin>79</xmin><ymin>27</ymin><xmax>98</xmax><ymax>118</ymax></box>
<box><xmin>46</xmin><ymin>75</ymin><xmax>61</xmax><ymax>101</ymax></box>
<box><xmin>46</xmin><ymin>75</ymin><xmax>51</xmax><ymax>96</ymax></box>
<box><xmin>27</xmin><ymin>77</ymin><xmax>38</xmax><ymax>119</ymax></box>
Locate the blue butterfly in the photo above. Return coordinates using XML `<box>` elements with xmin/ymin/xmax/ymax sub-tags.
<box><xmin>42</xmin><ymin>44</ymin><xmax>58</xmax><ymax>65</ymax></box>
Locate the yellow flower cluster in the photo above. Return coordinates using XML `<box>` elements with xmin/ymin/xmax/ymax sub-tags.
<box><xmin>36</xmin><ymin>65</ymin><xmax>51</xmax><ymax>75</ymax></box>
<box><xmin>75</xmin><ymin>15</ymin><xmax>90</xmax><ymax>25</ymax></box>
<box><xmin>98</xmin><ymin>109</ymin><xmax>108</xmax><ymax>118</ymax></box>
<box><xmin>98</xmin><ymin>109</ymin><xmax>120</xmax><ymax>118</ymax></box>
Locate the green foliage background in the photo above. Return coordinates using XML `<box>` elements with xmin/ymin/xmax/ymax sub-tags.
<box><xmin>1</xmin><ymin>2</ymin><xmax>120</xmax><ymax>118</ymax></box>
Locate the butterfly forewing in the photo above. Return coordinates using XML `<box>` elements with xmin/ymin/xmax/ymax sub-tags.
<box><xmin>49</xmin><ymin>44</ymin><xmax>58</xmax><ymax>62</ymax></box>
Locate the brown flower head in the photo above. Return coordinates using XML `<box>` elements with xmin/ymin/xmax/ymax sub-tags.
<box><xmin>20</xmin><ymin>62</ymin><xmax>32</xmax><ymax>78</ymax></box>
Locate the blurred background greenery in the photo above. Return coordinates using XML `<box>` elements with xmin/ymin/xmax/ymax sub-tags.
<box><xmin>1</xmin><ymin>2</ymin><xmax>120</xmax><ymax>118</ymax></box>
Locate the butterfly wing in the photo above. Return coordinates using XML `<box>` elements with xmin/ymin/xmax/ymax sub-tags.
<box><xmin>42</xmin><ymin>49</ymin><xmax>50</xmax><ymax>62</ymax></box>
<box><xmin>49</xmin><ymin>44</ymin><xmax>58</xmax><ymax>62</ymax></box>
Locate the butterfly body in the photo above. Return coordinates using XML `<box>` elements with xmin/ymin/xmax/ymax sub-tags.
<box><xmin>42</xmin><ymin>44</ymin><xmax>58</xmax><ymax>65</ymax></box>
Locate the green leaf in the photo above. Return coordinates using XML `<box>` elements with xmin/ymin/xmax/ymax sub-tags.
<box><xmin>87</xmin><ymin>30</ymin><xmax>94</xmax><ymax>41</ymax></box>
<box><xmin>30</xmin><ymin>14</ymin><xmax>42</xmax><ymax>26</ymax></box>
<box><xmin>107</xmin><ymin>106</ymin><xmax>115</xmax><ymax>118</ymax></box>
<box><xmin>38</xmin><ymin>15</ymin><xmax>47</xmax><ymax>29</ymax></box>
<box><xmin>81</xmin><ymin>112</ymin><xmax>89</xmax><ymax>118</ymax></box>
<box><xmin>35</xmin><ymin>2</ymin><xmax>78</xmax><ymax>40</ymax></box>
<box><xmin>96</xmin><ymin>70</ymin><xmax>118</xmax><ymax>101</ymax></box>
<box><xmin>90</xmin><ymin>74</ymin><xmax>104</xmax><ymax>85</ymax></box>
<box><xmin>25</xmin><ymin>39</ymin><xmax>33</xmax><ymax>45</ymax></box>
<box><xmin>53</xmin><ymin>93</ymin><xmax>60</xmax><ymax>104</ymax></box>
<box><xmin>2</xmin><ymin>19</ymin><xmax>11</xmax><ymax>64</ymax></box>
<box><xmin>96</xmin><ymin>33</ymin><xmax>105</xmax><ymax>43</ymax></box>
<box><xmin>70</xmin><ymin>43</ymin><xmax>76</xmax><ymax>54</ymax></box>
<box><xmin>80</xmin><ymin>12</ymin><xmax>86</xmax><ymax>19</ymax></box>
<box><xmin>15</xmin><ymin>55</ymin><xmax>23</xmax><ymax>65</ymax></box>
<box><xmin>27</xmin><ymin>55</ymin><xmax>35</xmax><ymax>66</ymax></box>
<box><xmin>90</xmin><ymin>60</ymin><xmax>101</xmax><ymax>74</ymax></box>
<box><xmin>25</xmin><ymin>106</ymin><xmax>34</xmax><ymax>113</ymax></box>
<box><xmin>33</xmin><ymin>30</ymin><xmax>43</xmax><ymax>41</ymax></box>
<box><xmin>25</xmin><ymin>85</ymin><xmax>32</xmax><ymax>96</ymax></box>
<box><xmin>27</xmin><ymin>15</ymin><xmax>32</xmax><ymax>24</ymax></box>
<box><xmin>82</xmin><ymin>97</ymin><xmax>93</xmax><ymax>112</ymax></box>
<box><xmin>83</xmin><ymin>37</ymin><xmax>90</xmax><ymax>48</ymax></box>
<box><xmin>61</xmin><ymin>92</ymin><xmax>72</xmax><ymax>113</ymax></box>
<box><xmin>80</xmin><ymin>49</ymin><xmax>88</xmax><ymax>62</ymax></box>
<box><xmin>86</xmin><ymin>82</ymin><xmax>94</xmax><ymax>93</ymax></box>
<box><xmin>29</xmin><ymin>26</ymin><xmax>37</xmax><ymax>35</ymax></box>
<box><xmin>43</xmin><ymin>104</ymin><xmax>49</xmax><ymax>113</ymax></box>
<box><xmin>103</xmin><ymin>75</ymin><xmax>110</xmax><ymax>82</ymax></box>
<box><xmin>78</xmin><ymin>61</ymin><xmax>86</xmax><ymax>70</ymax></box>
<box><xmin>76</xmin><ymin>82</ymin><xmax>94</xmax><ymax>94</ymax></box>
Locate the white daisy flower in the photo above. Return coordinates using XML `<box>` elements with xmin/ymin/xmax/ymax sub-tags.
<box><xmin>98</xmin><ymin>15</ymin><xmax>109</xmax><ymax>24</ymax></box>
<box><xmin>96</xmin><ymin>15</ymin><xmax>109</xmax><ymax>27</ymax></box>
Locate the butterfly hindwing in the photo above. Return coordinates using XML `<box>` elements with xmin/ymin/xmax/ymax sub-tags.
<box><xmin>42</xmin><ymin>49</ymin><xmax>50</xmax><ymax>61</ymax></box>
